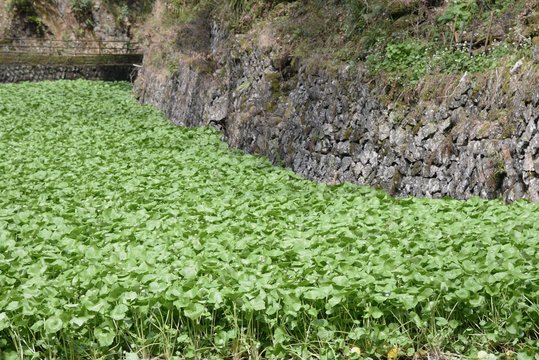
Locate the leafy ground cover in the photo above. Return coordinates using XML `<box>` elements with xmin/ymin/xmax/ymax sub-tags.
<box><xmin>0</xmin><ymin>81</ymin><xmax>538</xmax><ymax>359</ymax></box>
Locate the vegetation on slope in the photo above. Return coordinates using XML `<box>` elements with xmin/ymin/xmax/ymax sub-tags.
<box><xmin>2</xmin><ymin>0</ymin><xmax>153</xmax><ymax>41</ymax></box>
<box><xmin>152</xmin><ymin>0</ymin><xmax>538</xmax><ymax>94</ymax></box>
<box><xmin>0</xmin><ymin>81</ymin><xmax>538</xmax><ymax>359</ymax></box>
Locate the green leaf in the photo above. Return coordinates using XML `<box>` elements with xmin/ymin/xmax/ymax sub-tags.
<box><xmin>86</xmin><ymin>299</ymin><xmax>109</xmax><ymax>313</ymax></box>
<box><xmin>125</xmin><ymin>352</ymin><xmax>140</xmax><ymax>360</ymax></box>
<box><xmin>417</xmin><ymin>288</ymin><xmax>434</xmax><ymax>301</ymax></box>
<box><xmin>304</xmin><ymin>288</ymin><xmax>327</xmax><ymax>300</ymax></box>
<box><xmin>181</xmin><ymin>264</ymin><xmax>198</xmax><ymax>279</ymax></box>
<box><xmin>273</xmin><ymin>327</ymin><xmax>288</xmax><ymax>345</ymax></box>
<box><xmin>327</xmin><ymin>295</ymin><xmax>342</xmax><ymax>309</ymax></box>
<box><xmin>332</xmin><ymin>276</ymin><xmax>348</xmax><ymax>287</ymax></box>
<box><xmin>448</xmin><ymin>320</ymin><xmax>459</xmax><ymax>329</ymax></box>
<box><xmin>435</xmin><ymin>317</ymin><xmax>448</xmax><ymax>326</ymax></box>
<box><xmin>44</xmin><ymin>316</ymin><xmax>63</xmax><ymax>334</ymax></box>
<box><xmin>317</xmin><ymin>327</ymin><xmax>334</xmax><ymax>340</ymax></box>
<box><xmin>469</xmin><ymin>295</ymin><xmax>485</xmax><ymax>307</ymax></box>
<box><xmin>366</xmin><ymin>306</ymin><xmax>384</xmax><ymax>319</ymax></box>
<box><xmin>348</xmin><ymin>327</ymin><xmax>366</xmax><ymax>340</ymax></box>
<box><xmin>184</xmin><ymin>303</ymin><xmax>206</xmax><ymax>320</ymax></box>
<box><xmin>455</xmin><ymin>288</ymin><xmax>470</xmax><ymax>300</ymax></box>
<box><xmin>506</xmin><ymin>324</ymin><xmax>518</xmax><ymax>335</ymax></box>
<box><xmin>207</xmin><ymin>289</ymin><xmax>223</xmax><ymax>305</ymax></box>
<box><xmin>123</xmin><ymin>292</ymin><xmax>138</xmax><ymax>301</ymax></box>
<box><xmin>0</xmin><ymin>312</ymin><xmax>9</xmax><ymax>331</ymax></box>
<box><xmin>463</xmin><ymin>278</ymin><xmax>482</xmax><ymax>292</ymax></box>
<box><xmin>94</xmin><ymin>327</ymin><xmax>115</xmax><ymax>347</ymax></box>
<box><xmin>3</xmin><ymin>351</ymin><xmax>19</xmax><ymax>360</ymax></box>
<box><xmin>6</xmin><ymin>301</ymin><xmax>19</xmax><ymax>311</ymax></box>
<box><xmin>250</xmin><ymin>294</ymin><xmax>266</xmax><ymax>311</ymax></box>
<box><xmin>110</xmin><ymin>304</ymin><xmax>128</xmax><ymax>321</ymax></box>
<box><xmin>70</xmin><ymin>316</ymin><xmax>92</xmax><ymax>328</ymax></box>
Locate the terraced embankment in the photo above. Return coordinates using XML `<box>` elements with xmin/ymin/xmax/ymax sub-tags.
<box><xmin>0</xmin><ymin>51</ymin><xmax>143</xmax><ymax>82</ymax></box>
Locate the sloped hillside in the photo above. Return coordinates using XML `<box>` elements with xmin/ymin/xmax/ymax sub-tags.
<box><xmin>0</xmin><ymin>0</ymin><xmax>152</xmax><ymax>43</ymax></box>
<box><xmin>140</xmin><ymin>0</ymin><xmax>538</xmax><ymax>88</ymax></box>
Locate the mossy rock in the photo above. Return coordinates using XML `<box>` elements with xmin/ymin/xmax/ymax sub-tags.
<box><xmin>410</xmin><ymin>161</ymin><xmax>422</xmax><ymax>176</ymax></box>
<box><xmin>391</xmin><ymin>13</ymin><xmax>421</xmax><ymax>32</ymax></box>
<box><xmin>384</xmin><ymin>0</ymin><xmax>421</xmax><ymax>19</ymax></box>
<box><xmin>343</xmin><ymin>127</ymin><xmax>353</xmax><ymax>140</ymax></box>
<box><xmin>264</xmin><ymin>71</ymin><xmax>282</xmax><ymax>98</ymax></box>
<box><xmin>0</xmin><ymin>53</ymin><xmax>143</xmax><ymax>65</ymax></box>
<box><xmin>388</xmin><ymin>169</ymin><xmax>402</xmax><ymax>195</ymax></box>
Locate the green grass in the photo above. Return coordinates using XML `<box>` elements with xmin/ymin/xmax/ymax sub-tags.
<box><xmin>0</xmin><ymin>81</ymin><xmax>539</xmax><ymax>359</ymax></box>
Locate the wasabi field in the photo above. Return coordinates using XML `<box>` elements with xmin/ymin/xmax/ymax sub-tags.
<box><xmin>0</xmin><ymin>81</ymin><xmax>538</xmax><ymax>359</ymax></box>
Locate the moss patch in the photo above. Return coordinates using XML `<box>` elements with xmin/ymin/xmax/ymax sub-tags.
<box><xmin>0</xmin><ymin>53</ymin><xmax>143</xmax><ymax>65</ymax></box>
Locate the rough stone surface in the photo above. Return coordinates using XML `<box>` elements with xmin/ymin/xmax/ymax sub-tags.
<box><xmin>0</xmin><ymin>64</ymin><xmax>137</xmax><ymax>83</ymax></box>
<box><xmin>135</xmin><ymin>23</ymin><xmax>539</xmax><ymax>202</ymax></box>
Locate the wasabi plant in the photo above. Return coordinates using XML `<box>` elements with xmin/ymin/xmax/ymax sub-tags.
<box><xmin>0</xmin><ymin>81</ymin><xmax>538</xmax><ymax>359</ymax></box>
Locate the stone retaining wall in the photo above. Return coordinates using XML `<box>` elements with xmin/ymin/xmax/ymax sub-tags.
<box><xmin>135</xmin><ymin>24</ymin><xmax>539</xmax><ymax>202</ymax></box>
<box><xmin>0</xmin><ymin>63</ymin><xmax>137</xmax><ymax>83</ymax></box>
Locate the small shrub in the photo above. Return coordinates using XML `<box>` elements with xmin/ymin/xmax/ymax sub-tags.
<box><xmin>368</xmin><ymin>40</ymin><xmax>429</xmax><ymax>84</ymax></box>
<box><xmin>26</xmin><ymin>15</ymin><xmax>46</xmax><ymax>35</ymax></box>
<box><xmin>114</xmin><ymin>3</ymin><xmax>130</xmax><ymax>24</ymax></box>
<box><xmin>8</xmin><ymin>0</ymin><xmax>35</xmax><ymax>14</ymax></box>
<box><xmin>383</xmin><ymin>41</ymin><xmax>427</xmax><ymax>71</ymax></box>
<box><xmin>71</xmin><ymin>0</ymin><xmax>93</xmax><ymax>12</ymax></box>
<box><xmin>438</xmin><ymin>0</ymin><xmax>478</xmax><ymax>27</ymax></box>
<box><xmin>71</xmin><ymin>0</ymin><xmax>94</xmax><ymax>29</ymax></box>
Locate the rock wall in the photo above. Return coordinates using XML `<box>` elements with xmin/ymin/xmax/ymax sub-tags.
<box><xmin>0</xmin><ymin>64</ymin><xmax>137</xmax><ymax>83</ymax></box>
<box><xmin>135</xmin><ymin>24</ymin><xmax>539</xmax><ymax>202</ymax></box>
